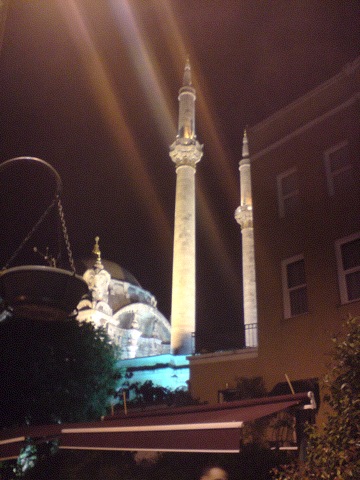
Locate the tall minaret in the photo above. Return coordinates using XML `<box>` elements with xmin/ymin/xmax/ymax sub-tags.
<box><xmin>235</xmin><ymin>131</ymin><xmax>258</xmax><ymax>347</ymax></box>
<box><xmin>169</xmin><ymin>59</ymin><xmax>203</xmax><ymax>355</ymax></box>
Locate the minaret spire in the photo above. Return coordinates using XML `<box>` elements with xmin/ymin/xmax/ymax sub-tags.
<box><xmin>235</xmin><ymin>129</ymin><xmax>258</xmax><ymax>348</ymax></box>
<box><xmin>242</xmin><ymin>128</ymin><xmax>249</xmax><ymax>158</ymax></box>
<box><xmin>173</xmin><ymin>58</ymin><xmax>199</xmax><ymax>143</ymax></box>
<box><xmin>169</xmin><ymin>60</ymin><xmax>203</xmax><ymax>355</ymax></box>
<box><xmin>182</xmin><ymin>57</ymin><xmax>191</xmax><ymax>86</ymax></box>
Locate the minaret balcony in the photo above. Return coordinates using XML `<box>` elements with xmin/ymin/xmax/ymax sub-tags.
<box><xmin>235</xmin><ymin>205</ymin><xmax>253</xmax><ymax>230</ymax></box>
<box><xmin>169</xmin><ymin>139</ymin><xmax>203</xmax><ymax>168</ymax></box>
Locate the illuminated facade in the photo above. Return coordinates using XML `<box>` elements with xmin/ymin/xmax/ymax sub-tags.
<box><xmin>78</xmin><ymin>62</ymin><xmax>204</xmax><ymax>359</ymax></box>
<box><xmin>76</xmin><ymin>238</ymin><xmax>171</xmax><ymax>360</ymax></box>
<box><xmin>169</xmin><ymin>60</ymin><xmax>203</xmax><ymax>354</ymax></box>
<box><xmin>76</xmin><ymin>240</ymin><xmax>189</xmax><ymax>393</ymax></box>
<box><xmin>189</xmin><ymin>56</ymin><xmax>360</xmax><ymax>407</ymax></box>
<box><xmin>74</xmin><ymin>60</ymin><xmax>204</xmax><ymax>392</ymax></box>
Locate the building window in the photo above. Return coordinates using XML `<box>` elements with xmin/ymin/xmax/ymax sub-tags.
<box><xmin>277</xmin><ymin>167</ymin><xmax>299</xmax><ymax>218</ymax></box>
<box><xmin>335</xmin><ymin>232</ymin><xmax>360</xmax><ymax>304</ymax></box>
<box><xmin>324</xmin><ymin>141</ymin><xmax>353</xmax><ymax>196</ymax></box>
<box><xmin>282</xmin><ymin>255</ymin><xmax>308</xmax><ymax>318</ymax></box>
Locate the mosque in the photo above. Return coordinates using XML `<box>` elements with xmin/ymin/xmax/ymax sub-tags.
<box><xmin>0</xmin><ymin>58</ymin><xmax>357</xmax><ymax>456</ymax></box>
<box><xmin>75</xmin><ymin>237</ymin><xmax>189</xmax><ymax>394</ymax></box>
<box><xmin>75</xmin><ymin>59</ymin><xmax>257</xmax><ymax>396</ymax></box>
<box><xmin>75</xmin><ymin>56</ymin><xmax>360</xmax><ymax>411</ymax></box>
<box><xmin>76</xmin><ymin>237</ymin><xmax>172</xmax><ymax>361</ymax></box>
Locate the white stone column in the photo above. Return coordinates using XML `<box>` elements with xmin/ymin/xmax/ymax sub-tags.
<box><xmin>169</xmin><ymin>60</ymin><xmax>203</xmax><ymax>355</ymax></box>
<box><xmin>235</xmin><ymin>131</ymin><xmax>258</xmax><ymax>347</ymax></box>
<box><xmin>171</xmin><ymin>164</ymin><xmax>196</xmax><ymax>354</ymax></box>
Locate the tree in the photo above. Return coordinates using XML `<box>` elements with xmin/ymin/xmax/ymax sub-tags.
<box><xmin>273</xmin><ymin>315</ymin><xmax>360</xmax><ymax>480</ymax></box>
<box><xmin>0</xmin><ymin>317</ymin><xmax>120</xmax><ymax>428</ymax></box>
<box><xmin>125</xmin><ymin>380</ymin><xmax>199</xmax><ymax>409</ymax></box>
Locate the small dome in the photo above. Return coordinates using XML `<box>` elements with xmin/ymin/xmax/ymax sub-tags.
<box><xmin>75</xmin><ymin>257</ymin><xmax>142</xmax><ymax>287</ymax></box>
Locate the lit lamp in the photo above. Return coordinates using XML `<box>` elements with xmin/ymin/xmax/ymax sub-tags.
<box><xmin>0</xmin><ymin>157</ymin><xmax>88</xmax><ymax>321</ymax></box>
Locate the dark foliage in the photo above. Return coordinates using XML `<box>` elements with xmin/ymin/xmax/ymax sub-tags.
<box><xmin>22</xmin><ymin>451</ymin><xmax>139</xmax><ymax>480</ymax></box>
<box><xmin>123</xmin><ymin>380</ymin><xmax>200</xmax><ymax>410</ymax></box>
<box><xmin>273</xmin><ymin>315</ymin><xmax>360</xmax><ymax>479</ymax></box>
<box><xmin>0</xmin><ymin>317</ymin><xmax>119</xmax><ymax>428</ymax></box>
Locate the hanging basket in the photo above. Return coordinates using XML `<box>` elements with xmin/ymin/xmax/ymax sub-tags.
<box><xmin>0</xmin><ymin>157</ymin><xmax>89</xmax><ymax>321</ymax></box>
<box><xmin>0</xmin><ymin>266</ymin><xmax>88</xmax><ymax>321</ymax></box>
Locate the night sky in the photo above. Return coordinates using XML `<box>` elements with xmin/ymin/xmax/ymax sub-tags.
<box><xmin>0</xmin><ymin>1</ymin><xmax>359</xmax><ymax>351</ymax></box>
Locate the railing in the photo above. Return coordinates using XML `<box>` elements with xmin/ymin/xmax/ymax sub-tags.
<box><xmin>244</xmin><ymin>323</ymin><xmax>258</xmax><ymax>348</ymax></box>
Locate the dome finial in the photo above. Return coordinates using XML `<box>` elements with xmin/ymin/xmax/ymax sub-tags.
<box><xmin>92</xmin><ymin>236</ymin><xmax>101</xmax><ymax>260</ymax></box>
<box><xmin>92</xmin><ymin>236</ymin><xmax>103</xmax><ymax>271</ymax></box>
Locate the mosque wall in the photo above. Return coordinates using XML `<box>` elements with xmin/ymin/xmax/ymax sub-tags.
<box><xmin>117</xmin><ymin>354</ymin><xmax>190</xmax><ymax>401</ymax></box>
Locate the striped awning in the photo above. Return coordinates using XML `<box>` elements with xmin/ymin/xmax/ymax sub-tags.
<box><xmin>0</xmin><ymin>392</ymin><xmax>314</xmax><ymax>458</ymax></box>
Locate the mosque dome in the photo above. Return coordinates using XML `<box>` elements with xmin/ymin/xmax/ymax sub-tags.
<box><xmin>75</xmin><ymin>257</ymin><xmax>142</xmax><ymax>288</ymax></box>
<box><xmin>74</xmin><ymin>237</ymin><xmax>170</xmax><ymax>360</ymax></box>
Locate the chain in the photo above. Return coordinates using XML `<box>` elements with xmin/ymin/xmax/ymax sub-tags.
<box><xmin>56</xmin><ymin>195</ymin><xmax>76</xmax><ymax>273</ymax></box>
<box><xmin>2</xmin><ymin>198</ymin><xmax>57</xmax><ymax>270</ymax></box>
<box><xmin>2</xmin><ymin>194</ymin><xmax>76</xmax><ymax>274</ymax></box>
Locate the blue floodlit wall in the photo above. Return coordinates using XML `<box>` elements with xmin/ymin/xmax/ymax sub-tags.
<box><xmin>116</xmin><ymin>354</ymin><xmax>189</xmax><ymax>398</ymax></box>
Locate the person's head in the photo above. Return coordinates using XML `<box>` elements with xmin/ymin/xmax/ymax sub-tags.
<box><xmin>200</xmin><ymin>466</ymin><xmax>228</xmax><ymax>480</ymax></box>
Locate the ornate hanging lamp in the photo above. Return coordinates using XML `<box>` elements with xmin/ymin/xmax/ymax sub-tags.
<box><xmin>0</xmin><ymin>157</ymin><xmax>88</xmax><ymax>321</ymax></box>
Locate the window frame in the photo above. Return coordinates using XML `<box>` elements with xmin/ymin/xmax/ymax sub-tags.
<box><xmin>281</xmin><ymin>254</ymin><xmax>308</xmax><ymax>319</ymax></box>
<box><xmin>277</xmin><ymin>167</ymin><xmax>299</xmax><ymax>218</ymax></box>
<box><xmin>324</xmin><ymin>140</ymin><xmax>351</xmax><ymax>196</ymax></box>
<box><xmin>335</xmin><ymin>232</ymin><xmax>360</xmax><ymax>304</ymax></box>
